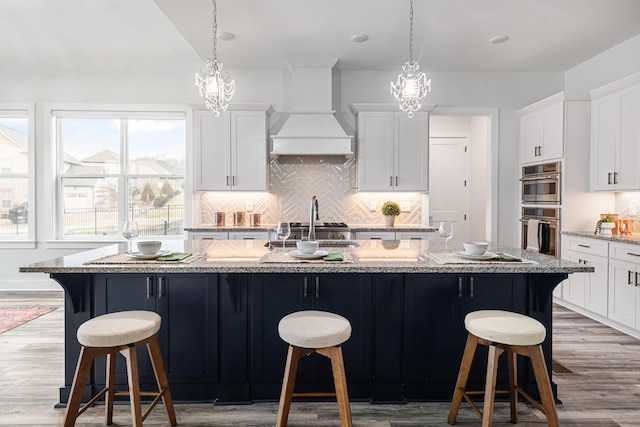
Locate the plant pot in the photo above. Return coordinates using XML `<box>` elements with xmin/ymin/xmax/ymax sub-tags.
<box><xmin>384</xmin><ymin>216</ymin><xmax>395</xmax><ymax>227</ymax></box>
<box><xmin>599</xmin><ymin>222</ymin><xmax>615</xmax><ymax>235</ymax></box>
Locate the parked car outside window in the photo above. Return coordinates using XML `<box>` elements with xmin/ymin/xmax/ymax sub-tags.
<box><xmin>8</xmin><ymin>202</ymin><xmax>27</xmax><ymax>224</ymax></box>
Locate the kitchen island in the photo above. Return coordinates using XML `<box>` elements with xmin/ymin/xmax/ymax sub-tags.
<box><xmin>21</xmin><ymin>239</ymin><xmax>590</xmax><ymax>405</ymax></box>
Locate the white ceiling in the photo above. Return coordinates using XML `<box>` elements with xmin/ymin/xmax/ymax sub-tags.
<box><xmin>2</xmin><ymin>0</ymin><xmax>640</xmax><ymax>72</ymax></box>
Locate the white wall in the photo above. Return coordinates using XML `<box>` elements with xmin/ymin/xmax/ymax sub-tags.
<box><xmin>0</xmin><ymin>60</ymin><xmax>565</xmax><ymax>290</ymax></box>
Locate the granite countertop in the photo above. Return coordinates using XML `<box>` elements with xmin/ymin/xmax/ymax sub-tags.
<box><xmin>20</xmin><ymin>239</ymin><xmax>590</xmax><ymax>275</ymax></box>
<box><xmin>185</xmin><ymin>224</ymin><xmax>438</xmax><ymax>233</ymax></box>
<box><xmin>185</xmin><ymin>225</ymin><xmax>274</xmax><ymax>232</ymax></box>
<box><xmin>563</xmin><ymin>231</ymin><xmax>640</xmax><ymax>245</ymax></box>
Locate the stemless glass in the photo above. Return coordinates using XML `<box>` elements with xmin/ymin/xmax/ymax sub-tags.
<box><xmin>276</xmin><ymin>221</ymin><xmax>291</xmax><ymax>250</ymax></box>
<box><xmin>438</xmin><ymin>221</ymin><xmax>454</xmax><ymax>253</ymax></box>
<box><xmin>123</xmin><ymin>220</ymin><xmax>139</xmax><ymax>253</ymax></box>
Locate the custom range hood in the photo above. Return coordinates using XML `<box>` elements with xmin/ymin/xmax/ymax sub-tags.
<box><xmin>271</xmin><ymin>59</ymin><xmax>354</xmax><ymax>157</ymax></box>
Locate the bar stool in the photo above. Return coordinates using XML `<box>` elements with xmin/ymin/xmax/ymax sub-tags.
<box><xmin>276</xmin><ymin>310</ymin><xmax>353</xmax><ymax>427</ymax></box>
<box><xmin>63</xmin><ymin>310</ymin><xmax>177</xmax><ymax>427</ymax></box>
<box><xmin>448</xmin><ymin>310</ymin><xmax>559</xmax><ymax>427</ymax></box>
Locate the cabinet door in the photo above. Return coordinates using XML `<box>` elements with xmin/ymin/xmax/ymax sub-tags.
<box><xmin>354</xmin><ymin>231</ymin><xmax>396</xmax><ymax>240</ymax></box>
<box><xmin>608</xmin><ymin>259</ymin><xmax>637</xmax><ymax>327</ymax></box>
<box><xmin>520</xmin><ymin>112</ymin><xmax>542</xmax><ymax>164</ymax></box>
<box><xmin>396</xmin><ymin>232</ymin><xmax>435</xmax><ymax>240</ymax></box>
<box><xmin>583</xmin><ymin>254</ymin><xmax>608</xmax><ymax>316</ymax></box>
<box><xmin>562</xmin><ymin>250</ymin><xmax>586</xmax><ymax>307</ymax></box>
<box><xmin>540</xmin><ymin>102</ymin><xmax>563</xmax><ymax>161</ymax></box>
<box><xmin>189</xmin><ymin>231</ymin><xmax>228</xmax><ymax>240</ymax></box>
<box><xmin>229</xmin><ymin>231</ymin><xmax>270</xmax><ymax>240</ymax></box>
<box><xmin>394</xmin><ymin>112</ymin><xmax>429</xmax><ymax>191</ymax></box>
<box><xmin>615</xmin><ymin>85</ymin><xmax>640</xmax><ymax>191</ymax></box>
<box><xmin>590</xmin><ymin>94</ymin><xmax>618</xmax><ymax>190</ymax></box>
<box><xmin>157</xmin><ymin>274</ymin><xmax>218</xmax><ymax>387</ymax></box>
<box><xmin>195</xmin><ymin>111</ymin><xmax>231</xmax><ymax>191</ymax></box>
<box><xmin>230</xmin><ymin>111</ymin><xmax>268</xmax><ymax>191</ymax></box>
<box><xmin>357</xmin><ymin>112</ymin><xmax>395</xmax><ymax>191</ymax></box>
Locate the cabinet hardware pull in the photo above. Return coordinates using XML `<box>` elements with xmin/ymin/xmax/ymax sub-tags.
<box><xmin>303</xmin><ymin>277</ymin><xmax>308</xmax><ymax>298</ymax></box>
<box><xmin>315</xmin><ymin>276</ymin><xmax>320</xmax><ymax>298</ymax></box>
<box><xmin>158</xmin><ymin>277</ymin><xmax>164</xmax><ymax>299</ymax></box>
<box><xmin>534</xmin><ymin>146</ymin><xmax>538</xmax><ymax>156</ymax></box>
<box><xmin>608</xmin><ymin>172</ymin><xmax>612</xmax><ymax>185</ymax></box>
<box><xmin>614</xmin><ymin>172</ymin><xmax>619</xmax><ymax>185</ymax></box>
<box><xmin>390</xmin><ymin>176</ymin><xmax>393</xmax><ymax>187</ymax></box>
<box><xmin>458</xmin><ymin>277</ymin><xmax>463</xmax><ymax>299</ymax></box>
<box><xmin>578</xmin><ymin>244</ymin><xmax>591</xmax><ymax>248</ymax></box>
<box><xmin>470</xmin><ymin>276</ymin><xmax>474</xmax><ymax>299</ymax></box>
<box><xmin>636</xmin><ymin>272</ymin><xmax>639</xmax><ymax>287</ymax></box>
<box><xmin>226</xmin><ymin>176</ymin><xmax>230</xmax><ymax>185</ymax></box>
<box><xmin>233</xmin><ymin>176</ymin><xmax>236</xmax><ymax>185</ymax></box>
<box><xmin>395</xmin><ymin>176</ymin><xmax>398</xmax><ymax>186</ymax></box>
<box><xmin>538</xmin><ymin>145</ymin><xmax>542</xmax><ymax>156</ymax></box>
<box><xmin>627</xmin><ymin>252</ymin><xmax>640</xmax><ymax>257</ymax></box>
<box><xmin>146</xmin><ymin>276</ymin><xmax>151</xmax><ymax>299</ymax></box>
<box><xmin>629</xmin><ymin>271</ymin><xmax>633</xmax><ymax>285</ymax></box>
<box><xmin>370</xmin><ymin>237</ymin><xmax>382</xmax><ymax>240</ymax></box>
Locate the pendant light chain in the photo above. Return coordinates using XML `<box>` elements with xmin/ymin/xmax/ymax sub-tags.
<box><xmin>212</xmin><ymin>0</ymin><xmax>218</xmax><ymax>61</ymax></box>
<box><xmin>408</xmin><ymin>0</ymin><xmax>414</xmax><ymax>61</ymax></box>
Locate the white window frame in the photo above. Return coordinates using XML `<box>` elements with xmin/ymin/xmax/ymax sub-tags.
<box><xmin>0</xmin><ymin>103</ymin><xmax>35</xmax><ymax>248</ymax></box>
<box><xmin>44</xmin><ymin>104</ymin><xmax>193</xmax><ymax>246</ymax></box>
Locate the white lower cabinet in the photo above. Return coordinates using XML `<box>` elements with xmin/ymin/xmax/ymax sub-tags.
<box><xmin>608</xmin><ymin>243</ymin><xmax>640</xmax><ymax>329</ymax></box>
<box><xmin>189</xmin><ymin>231</ymin><xmax>228</xmax><ymax>240</ymax></box>
<box><xmin>229</xmin><ymin>231</ymin><xmax>270</xmax><ymax>240</ymax></box>
<box><xmin>561</xmin><ymin>236</ymin><xmax>608</xmax><ymax>316</ymax></box>
<box><xmin>188</xmin><ymin>231</ymin><xmax>269</xmax><ymax>240</ymax></box>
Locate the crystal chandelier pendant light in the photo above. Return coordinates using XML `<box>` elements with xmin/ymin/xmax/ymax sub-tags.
<box><xmin>390</xmin><ymin>0</ymin><xmax>431</xmax><ymax>118</ymax></box>
<box><xmin>195</xmin><ymin>0</ymin><xmax>235</xmax><ymax>116</ymax></box>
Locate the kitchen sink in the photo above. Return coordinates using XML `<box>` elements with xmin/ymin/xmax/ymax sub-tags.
<box><xmin>265</xmin><ymin>240</ymin><xmax>359</xmax><ymax>248</ymax></box>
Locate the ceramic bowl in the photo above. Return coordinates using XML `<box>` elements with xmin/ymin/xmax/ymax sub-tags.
<box><xmin>137</xmin><ymin>240</ymin><xmax>162</xmax><ymax>255</ymax></box>
<box><xmin>296</xmin><ymin>240</ymin><xmax>319</xmax><ymax>255</ymax></box>
<box><xmin>463</xmin><ymin>241</ymin><xmax>488</xmax><ymax>256</ymax></box>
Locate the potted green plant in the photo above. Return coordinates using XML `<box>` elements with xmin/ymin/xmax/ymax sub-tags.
<box><xmin>596</xmin><ymin>214</ymin><xmax>616</xmax><ymax>236</ymax></box>
<box><xmin>381</xmin><ymin>201</ymin><xmax>401</xmax><ymax>227</ymax></box>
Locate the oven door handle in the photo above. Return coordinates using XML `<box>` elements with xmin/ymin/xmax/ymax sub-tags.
<box><xmin>519</xmin><ymin>174</ymin><xmax>560</xmax><ymax>182</ymax></box>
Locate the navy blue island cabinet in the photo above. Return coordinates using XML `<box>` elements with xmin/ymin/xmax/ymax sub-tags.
<box><xmin>50</xmin><ymin>271</ymin><xmax>563</xmax><ymax>405</ymax></box>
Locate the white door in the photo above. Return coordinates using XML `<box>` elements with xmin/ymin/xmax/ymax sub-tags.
<box><xmin>429</xmin><ymin>136</ymin><xmax>470</xmax><ymax>241</ymax></box>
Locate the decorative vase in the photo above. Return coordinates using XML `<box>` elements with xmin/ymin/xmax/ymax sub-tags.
<box><xmin>384</xmin><ymin>216</ymin><xmax>395</xmax><ymax>227</ymax></box>
<box><xmin>599</xmin><ymin>222</ymin><xmax>615</xmax><ymax>236</ymax></box>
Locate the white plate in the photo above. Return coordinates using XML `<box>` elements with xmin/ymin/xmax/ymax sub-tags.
<box><xmin>126</xmin><ymin>250</ymin><xmax>172</xmax><ymax>260</ymax></box>
<box><xmin>288</xmin><ymin>250</ymin><xmax>329</xmax><ymax>259</ymax></box>
<box><xmin>453</xmin><ymin>251</ymin><xmax>498</xmax><ymax>261</ymax></box>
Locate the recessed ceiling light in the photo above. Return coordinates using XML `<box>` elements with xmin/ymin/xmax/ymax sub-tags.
<box><xmin>218</xmin><ymin>32</ymin><xmax>235</xmax><ymax>41</ymax></box>
<box><xmin>490</xmin><ymin>35</ymin><xmax>509</xmax><ymax>44</ymax></box>
<box><xmin>351</xmin><ymin>34</ymin><xmax>369</xmax><ymax>43</ymax></box>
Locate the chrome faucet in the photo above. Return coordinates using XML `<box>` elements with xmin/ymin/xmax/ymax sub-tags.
<box><xmin>309</xmin><ymin>196</ymin><xmax>319</xmax><ymax>241</ymax></box>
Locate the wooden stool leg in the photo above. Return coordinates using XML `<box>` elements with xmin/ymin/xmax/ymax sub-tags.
<box><xmin>147</xmin><ymin>335</ymin><xmax>177</xmax><ymax>426</ymax></box>
<box><xmin>529</xmin><ymin>345</ymin><xmax>560</xmax><ymax>427</ymax></box>
<box><xmin>448</xmin><ymin>333</ymin><xmax>479</xmax><ymax>424</ymax></box>
<box><xmin>481</xmin><ymin>344</ymin><xmax>503</xmax><ymax>427</ymax></box>
<box><xmin>105</xmin><ymin>351</ymin><xmax>116</xmax><ymax>425</ymax></box>
<box><xmin>63</xmin><ymin>346</ymin><xmax>98</xmax><ymax>427</ymax></box>
<box><xmin>276</xmin><ymin>345</ymin><xmax>303</xmax><ymax>427</ymax></box>
<box><xmin>121</xmin><ymin>346</ymin><xmax>143</xmax><ymax>427</ymax></box>
<box><xmin>507</xmin><ymin>348</ymin><xmax>518</xmax><ymax>424</ymax></box>
<box><xmin>327</xmin><ymin>346</ymin><xmax>352</xmax><ymax>427</ymax></box>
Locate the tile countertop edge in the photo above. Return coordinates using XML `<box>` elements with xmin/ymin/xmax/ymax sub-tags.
<box><xmin>563</xmin><ymin>231</ymin><xmax>640</xmax><ymax>245</ymax></box>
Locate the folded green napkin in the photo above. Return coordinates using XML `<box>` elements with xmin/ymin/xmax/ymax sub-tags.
<box><xmin>496</xmin><ymin>253</ymin><xmax>522</xmax><ymax>262</ymax></box>
<box><xmin>157</xmin><ymin>252</ymin><xmax>191</xmax><ymax>262</ymax></box>
<box><xmin>323</xmin><ymin>252</ymin><xmax>344</xmax><ymax>262</ymax></box>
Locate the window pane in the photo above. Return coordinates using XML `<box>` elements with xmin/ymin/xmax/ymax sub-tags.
<box><xmin>61</xmin><ymin>118</ymin><xmax>120</xmax><ymax>174</ymax></box>
<box><xmin>127</xmin><ymin>119</ymin><xmax>185</xmax><ymax>174</ymax></box>
<box><xmin>0</xmin><ymin>177</ymin><xmax>28</xmax><ymax>237</ymax></box>
<box><xmin>61</xmin><ymin>177</ymin><xmax>118</xmax><ymax>236</ymax></box>
<box><xmin>128</xmin><ymin>177</ymin><xmax>184</xmax><ymax>236</ymax></box>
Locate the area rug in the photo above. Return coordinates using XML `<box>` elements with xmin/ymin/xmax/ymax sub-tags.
<box><xmin>0</xmin><ymin>306</ymin><xmax>57</xmax><ymax>333</ymax></box>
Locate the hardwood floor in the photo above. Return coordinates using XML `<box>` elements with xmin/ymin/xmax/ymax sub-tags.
<box><xmin>0</xmin><ymin>291</ymin><xmax>638</xmax><ymax>426</ymax></box>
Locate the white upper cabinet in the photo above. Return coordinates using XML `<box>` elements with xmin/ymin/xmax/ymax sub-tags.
<box><xmin>354</xmin><ymin>109</ymin><xmax>429</xmax><ymax>192</ymax></box>
<box><xmin>518</xmin><ymin>94</ymin><xmax>564</xmax><ymax>164</ymax></box>
<box><xmin>590</xmin><ymin>83</ymin><xmax>640</xmax><ymax>191</ymax></box>
<box><xmin>195</xmin><ymin>107</ymin><xmax>271</xmax><ymax>191</ymax></box>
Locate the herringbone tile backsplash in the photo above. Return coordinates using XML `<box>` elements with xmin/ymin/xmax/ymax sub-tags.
<box><xmin>200</xmin><ymin>156</ymin><xmax>424</xmax><ymax>226</ymax></box>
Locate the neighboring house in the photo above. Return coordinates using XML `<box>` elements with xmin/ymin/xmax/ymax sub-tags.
<box><xmin>0</xmin><ymin>125</ymin><xmax>28</xmax><ymax>211</ymax></box>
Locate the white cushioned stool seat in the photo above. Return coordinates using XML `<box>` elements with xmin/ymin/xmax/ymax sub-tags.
<box><xmin>278</xmin><ymin>310</ymin><xmax>351</xmax><ymax>349</ymax></box>
<box><xmin>77</xmin><ymin>310</ymin><xmax>161</xmax><ymax>348</ymax></box>
<box><xmin>465</xmin><ymin>310</ymin><xmax>546</xmax><ymax>346</ymax></box>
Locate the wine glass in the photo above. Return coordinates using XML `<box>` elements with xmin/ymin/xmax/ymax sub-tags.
<box><xmin>438</xmin><ymin>221</ymin><xmax>454</xmax><ymax>253</ymax></box>
<box><xmin>276</xmin><ymin>221</ymin><xmax>291</xmax><ymax>250</ymax></box>
<box><xmin>123</xmin><ymin>220</ymin><xmax>139</xmax><ymax>253</ymax></box>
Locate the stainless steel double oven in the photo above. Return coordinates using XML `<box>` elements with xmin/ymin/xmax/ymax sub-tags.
<box><xmin>520</xmin><ymin>161</ymin><xmax>561</xmax><ymax>257</ymax></box>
